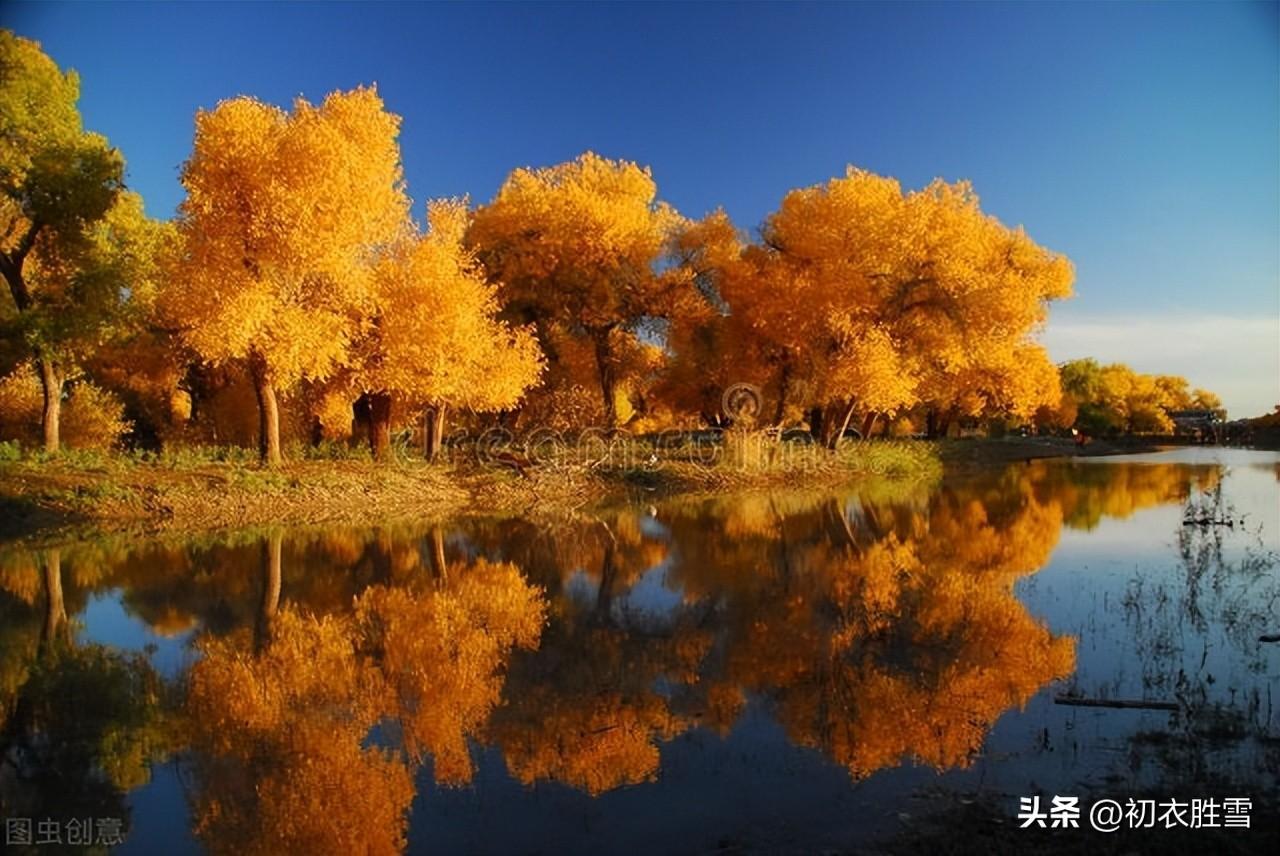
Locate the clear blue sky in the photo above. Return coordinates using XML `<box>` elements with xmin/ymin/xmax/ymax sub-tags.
<box><xmin>5</xmin><ymin>1</ymin><xmax>1278</xmax><ymax>415</ymax></box>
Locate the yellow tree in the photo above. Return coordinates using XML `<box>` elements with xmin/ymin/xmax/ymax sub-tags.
<box><xmin>930</xmin><ymin>341</ymin><xmax>1062</xmax><ymax>429</ymax></box>
<box><xmin>820</xmin><ymin>318</ymin><xmax>920</xmax><ymax>442</ymax></box>
<box><xmin>660</xmin><ymin>210</ymin><xmax>786</xmax><ymax>425</ymax></box>
<box><xmin>1155</xmin><ymin>375</ymin><xmax>1194</xmax><ymax>411</ymax></box>
<box><xmin>1096</xmin><ymin>363</ymin><xmax>1175</xmax><ymax>434</ymax></box>
<box><xmin>721</xmin><ymin>170</ymin><xmax>1080</xmax><ymax>445</ymax></box>
<box><xmin>352</xmin><ymin>199</ymin><xmax>543</xmax><ymax>460</ymax></box>
<box><xmin>163</xmin><ymin>87</ymin><xmax>409</xmax><ymax>464</ymax></box>
<box><xmin>0</xmin><ymin>32</ymin><xmax>129</xmax><ymax>451</ymax></box>
<box><xmin>1190</xmin><ymin>387</ymin><xmax>1224</xmax><ymax>419</ymax></box>
<box><xmin>185</xmin><ymin>608</ymin><xmax>415</xmax><ymax>856</ymax></box>
<box><xmin>468</xmin><ymin>152</ymin><xmax>688</xmax><ymax>428</ymax></box>
<box><xmin>1061</xmin><ymin>360</ymin><xmax>1223</xmax><ymax>435</ymax></box>
<box><xmin>903</xmin><ymin>179</ymin><xmax>1074</xmax><ymax>434</ymax></box>
<box><xmin>755</xmin><ymin>169</ymin><xmax>915</xmax><ymax>441</ymax></box>
<box><xmin>10</xmin><ymin>190</ymin><xmax>176</xmax><ymax>443</ymax></box>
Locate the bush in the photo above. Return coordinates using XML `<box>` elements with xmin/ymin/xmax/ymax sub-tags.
<box><xmin>0</xmin><ymin>363</ymin><xmax>132</xmax><ymax>450</ymax></box>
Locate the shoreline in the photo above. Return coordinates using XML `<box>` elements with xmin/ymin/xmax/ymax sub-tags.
<box><xmin>935</xmin><ymin>435</ymin><xmax>1178</xmax><ymax>470</ymax></box>
<box><xmin>0</xmin><ymin>437</ymin><xmax>1193</xmax><ymax>545</ymax></box>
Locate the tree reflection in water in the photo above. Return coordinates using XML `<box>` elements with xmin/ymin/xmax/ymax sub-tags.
<box><xmin>0</xmin><ymin>549</ymin><xmax>170</xmax><ymax>851</ymax></box>
<box><xmin>182</xmin><ymin>542</ymin><xmax>545</xmax><ymax>855</ymax></box>
<box><xmin>0</xmin><ymin>456</ymin><xmax>1269</xmax><ymax>853</ymax></box>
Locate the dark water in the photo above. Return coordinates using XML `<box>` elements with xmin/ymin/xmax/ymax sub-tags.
<box><xmin>1</xmin><ymin>448</ymin><xmax>1277</xmax><ymax>854</ymax></box>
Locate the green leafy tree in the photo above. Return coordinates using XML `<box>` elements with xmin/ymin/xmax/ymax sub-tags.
<box><xmin>0</xmin><ymin>31</ymin><xmax>127</xmax><ymax>452</ymax></box>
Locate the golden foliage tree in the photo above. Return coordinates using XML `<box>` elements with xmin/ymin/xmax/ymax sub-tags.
<box><xmin>469</xmin><ymin>152</ymin><xmax>690</xmax><ymax>428</ymax></box>
<box><xmin>1060</xmin><ymin>359</ymin><xmax>1223</xmax><ymax>435</ymax></box>
<box><xmin>667</xmin><ymin>169</ymin><xmax>1074</xmax><ymax>441</ymax></box>
<box><xmin>163</xmin><ymin>87</ymin><xmax>409</xmax><ymax>463</ymax></box>
<box><xmin>185</xmin><ymin>608</ymin><xmax>414</xmax><ymax>856</ymax></box>
<box><xmin>0</xmin><ymin>361</ymin><xmax>131</xmax><ymax>449</ymax></box>
<box><xmin>351</xmin><ymin>199</ymin><xmax>543</xmax><ymax>459</ymax></box>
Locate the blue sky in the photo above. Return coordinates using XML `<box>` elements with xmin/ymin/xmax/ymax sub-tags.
<box><xmin>5</xmin><ymin>1</ymin><xmax>1278</xmax><ymax>416</ymax></box>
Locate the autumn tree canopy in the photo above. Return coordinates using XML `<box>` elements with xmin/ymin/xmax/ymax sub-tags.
<box><xmin>2</xmin><ymin>41</ymin><xmax>1228</xmax><ymax>455</ymax></box>
<box><xmin>468</xmin><ymin>152</ymin><xmax>691</xmax><ymax>429</ymax></box>
<box><xmin>669</xmin><ymin>168</ymin><xmax>1074</xmax><ymax>444</ymax></box>
<box><xmin>162</xmin><ymin>87</ymin><xmax>410</xmax><ymax>463</ymax></box>
<box><xmin>349</xmin><ymin>199</ymin><xmax>543</xmax><ymax>459</ymax></box>
<box><xmin>0</xmin><ymin>32</ymin><xmax>139</xmax><ymax>452</ymax></box>
<box><xmin>1057</xmin><ymin>358</ymin><xmax>1225</xmax><ymax>436</ymax></box>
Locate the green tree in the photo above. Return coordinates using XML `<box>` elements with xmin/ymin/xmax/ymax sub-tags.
<box><xmin>0</xmin><ymin>31</ymin><xmax>126</xmax><ymax>451</ymax></box>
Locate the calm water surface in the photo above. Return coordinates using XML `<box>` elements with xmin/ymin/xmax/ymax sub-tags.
<box><xmin>2</xmin><ymin>448</ymin><xmax>1277</xmax><ymax>853</ymax></box>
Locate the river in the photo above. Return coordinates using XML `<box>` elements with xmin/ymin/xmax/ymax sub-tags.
<box><xmin>1</xmin><ymin>448</ymin><xmax>1277</xmax><ymax>853</ymax></box>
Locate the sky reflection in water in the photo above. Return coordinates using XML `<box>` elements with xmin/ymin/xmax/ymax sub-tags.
<box><xmin>0</xmin><ymin>448</ymin><xmax>1277</xmax><ymax>854</ymax></box>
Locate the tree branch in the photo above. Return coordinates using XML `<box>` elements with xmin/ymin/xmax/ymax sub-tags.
<box><xmin>0</xmin><ymin>219</ymin><xmax>42</xmax><ymax>312</ymax></box>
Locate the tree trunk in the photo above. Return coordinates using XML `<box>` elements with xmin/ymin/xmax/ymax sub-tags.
<box><xmin>828</xmin><ymin>400</ymin><xmax>858</xmax><ymax>450</ymax></box>
<box><xmin>367</xmin><ymin>391</ymin><xmax>393</xmax><ymax>460</ymax></box>
<box><xmin>938</xmin><ymin>407</ymin><xmax>956</xmax><ymax>439</ymax></box>
<box><xmin>37</xmin><ymin>355</ymin><xmax>63</xmax><ymax>454</ymax></box>
<box><xmin>428</xmin><ymin>525</ymin><xmax>448</xmax><ymax>584</ymax></box>
<box><xmin>255</xmin><ymin>530</ymin><xmax>282</xmax><ymax>653</ymax></box>
<box><xmin>424</xmin><ymin>403</ymin><xmax>447</xmax><ymax>462</ymax></box>
<box><xmin>773</xmin><ymin>361</ymin><xmax>791</xmax><ymax>426</ymax></box>
<box><xmin>925</xmin><ymin>409</ymin><xmax>939</xmax><ymax>440</ymax></box>
<box><xmin>249</xmin><ymin>353</ymin><xmax>281</xmax><ymax>466</ymax></box>
<box><xmin>861</xmin><ymin>412</ymin><xmax>879</xmax><ymax>439</ymax></box>
<box><xmin>498</xmin><ymin>407</ymin><xmax>521</xmax><ymax>433</ymax></box>
<box><xmin>816</xmin><ymin>402</ymin><xmax>847</xmax><ymax>450</ymax></box>
<box><xmin>41</xmin><ymin>548</ymin><xmax>66</xmax><ymax>652</ymax></box>
<box><xmin>808</xmin><ymin>406</ymin><xmax>825</xmax><ymax>444</ymax></box>
<box><xmin>591</xmin><ymin>327</ymin><xmax>619</xmax><ymax>429</ymax></box>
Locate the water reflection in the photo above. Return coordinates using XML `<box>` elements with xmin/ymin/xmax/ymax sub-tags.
<box><xmin>0</xmin><ymin>546</ymin><xmax>171</xmax><ymax>849</ymax></box>
<box><xmin>0</xmin><ymin>452</ymin><xmax>1274</xmax><ymax>853</ymax></box>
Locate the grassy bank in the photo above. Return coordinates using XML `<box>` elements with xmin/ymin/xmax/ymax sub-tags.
<box><xmin>0</xmin><ymin>437</ymin><xmax>941</xmax><ymax>542</ymax></box>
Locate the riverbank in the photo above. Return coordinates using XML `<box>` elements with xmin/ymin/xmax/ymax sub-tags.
<box><xmin>0</xmin><ymin>438</ymin><xmax>941</xmax><ymax>543</ymax></box>
<box><xmin>5</xmin><ymin>435</ymin><xmax>1221</xmax><ymax>543</ymax></box>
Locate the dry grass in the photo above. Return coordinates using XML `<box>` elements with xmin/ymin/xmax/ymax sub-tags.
<box><xmin>0</xmin><ymin>436</ymin><xmax>940</xmax><ymax>543</ymax></box>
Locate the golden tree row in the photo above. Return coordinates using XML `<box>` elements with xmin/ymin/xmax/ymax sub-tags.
<box><xmin>2</xmin><ymin>34</ymin><xmax>1080</xmax><ymax>461</ymax></box>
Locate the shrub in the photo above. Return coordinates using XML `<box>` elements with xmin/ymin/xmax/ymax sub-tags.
<box><xmin>0</xmin><ymin>363</ymin><xmax>132</xmax><ymax>450</ymax></box>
